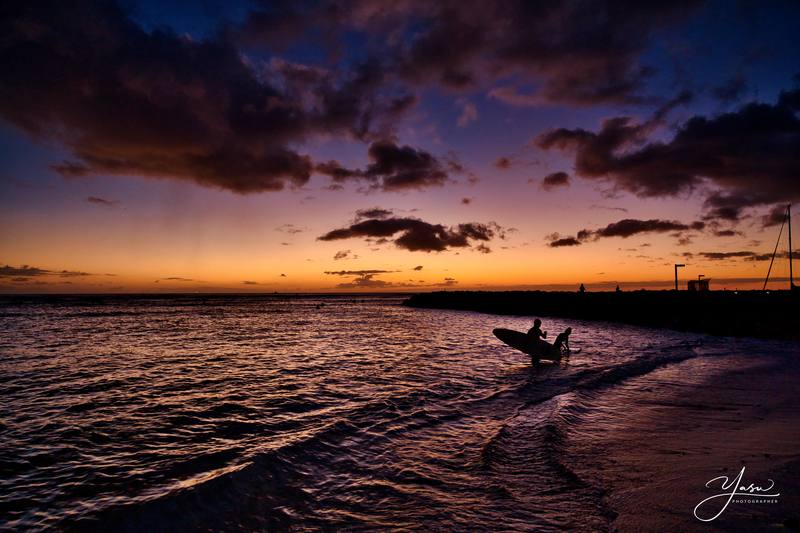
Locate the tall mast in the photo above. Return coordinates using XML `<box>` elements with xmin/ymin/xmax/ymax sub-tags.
<box><xmin>790</xmin><ymin>204</ymin><xmax>794</xmax><ymax>289</ymax></box>
<box><xmin>763</xmin><ymin>210</ymin><xmax>786</xmax><ymax>291</ymax></box>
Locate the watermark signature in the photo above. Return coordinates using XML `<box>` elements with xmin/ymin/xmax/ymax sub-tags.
<box><xmin>694</xmin><ymin>466</ymin><xmax>780</xmax><ymax>522</ymax></box>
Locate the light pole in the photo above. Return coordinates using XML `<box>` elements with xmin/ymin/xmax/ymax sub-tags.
<box><xmin>674</xmin><ymin>264</ymin><xmax>685</xmax><ymax>291</ymax></box>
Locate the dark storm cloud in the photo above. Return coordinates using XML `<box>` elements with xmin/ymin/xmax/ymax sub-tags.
<box><xmin>0</xmin><ymin>264</ymin><xmax>91</xmax><ymax>278</ymax></box>
<box><xmin>590</xmin><ymin>204</ymin><xmax>629</xmax><ymax>213</ymax></box>
<box><xmin>236</xmin><ymin>1</ymin><xmax>329</xmax><ymax>50</ymax></box>
<box><xmin>595</xmin><ymin>219</ymin><xmax>703</xmax><ymax>238</ymax></box>
<box><xmin>541</xmin><ymin>171</ymin><xmax>570</xmax><ymax>191</ymax></box>
<box><xmin>698</xmin><ymin>251</ymin><xmax>759</xmax><ymax>260</ymax></box>
<box><xmin>87</xmin><ymin>196</ymin><xmax>118</xmax><ymax>206</ymax></box>
<box><xmin>547</xmin><ymin>218</ymin><xmax>704</xmax><ymax>247</ymax></box>
<box><xmin>314</xmin><ymin>161</ymin><xmax>362</xmax><ymax>183</ymax></box>
<box><xmin>0</xmin><ymin>265</ymin><xmax>50</xmax><ymax>277</ymax></box>
<box><xmin>0</xmin><ymin>2</ymin><xmax>411</xmax><ymax>194</ymax></box>
<box><xmin>701</xmin><ymin>193</ymin><xmax>757</xmax><ymax>222</ymax></box>
<box><xmin>1</xmin><ymin>0</ymin><xmax>713</xmax><ymax>200</ymax></box>
<box><xmin>709</xmin><ymin>223</ymin><xmax>744</xmax><ymax>237</ymax></box>
<box><xmin>354</xmin><ymin>207</ymin><xmax>394</xmax><ymax>220</ymax></box>
<box><xmin>494</xmin><ymin>157</ymin><xmax>513</xmax><ymax>170</ymax></box>
<box><xmin>388</xmin><ymin>1</ymin><xmax>702</xmax><ymax>105</ymax></box>
<box><xmin>316</xmin><ymin>141</ymin><xmax>450</xmax><ymax>192</ymax></box>
<box><xmin>761</xmin><ymin>204</ymin><xmax>788</xmax><ymax>227</ymax></box>
<box><xmin>751</xmin><ymin>250</ymin><xmax>800</xmax><ymax>262</ymax></box>
<box><xmin>57</xmin><ymin>270</ymin><xmax>91</xmax><ymax>278</ymax></box>
<box><xmin>239</xmin><ymin>1</ymin><xmax>703</xmax><ymax>106</ymax></box>
<box><xmin>335</xmin><ymin>277</ymin><xmax>393</xmax><ymax>289</ymax></box>
<box><xmin>687</xmin><ymin>250</ymin><xmax>798</xmax><ymax>262</ymax></box>
<box><xmin>324</xmin><ymin>268</ymin><xmax>459</xmax><ymax>289</ymax></box>
<box><xmin>325</xmin><ymin>269</ymin><xmax>396</xmax><ymax>289</ymax></box>
<box><xmin>318</xmin><ymin>217</ymin><xmax>503</xmax><ymax>252</ymax></box>
<box><xmin>549</xmin><ymin>237</ymin><xmax>583</xmax><ymax>248</ymax></box>
<box><xmin>333</xmin><ymin>250</ymin><xmax>356</xmax><ymax>260</ymax></box>
<box><xmin>696</xmin><ymin>250</ymin><xmax>800</xmax><ymax>262</ymax></box>
<box><xmin>275</xmin><ymin>224</ymin><xmax>307</xmax><ymax>234</ymax></box>
<box><xmin>325</xmin><ymin>270</ymin><xmax>395</xmax><ymax>276</ymax></box>
<box><xmin>537</xmin><ymin>88</ymin><xmax>800</xmax><ymax>208</ymax></box>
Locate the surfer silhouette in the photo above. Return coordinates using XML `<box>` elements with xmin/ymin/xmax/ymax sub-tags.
<box><xmin>553</xmin><ymin>327</ymin><xmax>572</xmax><ymax>355</ymax></box>
<box><xmin>493</xmin><ymin>324</ymin><xmax>574</xmax><ymax>366</ymax></box>
<box><xmin>526</xmin><ymin>319</ymin><xmax>548</xmax><ymax>360</ymax></box>
<box><xmin>527</xmin><ymin>319</ymin><xmax>547</xmax><ymax>340</ymax></box>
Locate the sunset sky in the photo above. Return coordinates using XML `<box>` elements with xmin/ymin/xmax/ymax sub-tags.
<box><xmin>2</xmin><ymin>0</ymin><xmax>800</xmax><ymax>292</ymax></box>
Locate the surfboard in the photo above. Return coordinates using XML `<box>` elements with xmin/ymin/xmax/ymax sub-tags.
<box><xmin>493</xmin><ymin>328</ymin><xmax>552</xmax><ymax>358</ymax></box>
<box><xmin>493</xmin><ymin>328</ymin><xmax>580</xmax><ymax>359</ymax></box>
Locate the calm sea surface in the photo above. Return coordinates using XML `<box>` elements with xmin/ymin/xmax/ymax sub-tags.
<box><xmin>0</xmin><ymin>295</ymin><xmax>795</xmax><ymax>531</ymax></box>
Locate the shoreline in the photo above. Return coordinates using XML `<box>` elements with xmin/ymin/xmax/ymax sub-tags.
<box><xmin>403</xmin><ymin>290</ymin><xmax>800</xmax><ymax>341</ymax></box>
<box><xmin>567</xmin><ymin>349</ymin><xmax>800</xmax><ymax>531</ymax></box>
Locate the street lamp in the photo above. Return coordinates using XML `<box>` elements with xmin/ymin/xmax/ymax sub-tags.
<box><xmin>674</xmin><ymin>264</ymin><xmax>685</xmax><ymax>291</ymax></box>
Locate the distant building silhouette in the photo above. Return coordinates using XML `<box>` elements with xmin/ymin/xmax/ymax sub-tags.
<box><xmin>688</xmin><ymin>278</ymin><xmax>710</xmax><ymax>291</ymax></box>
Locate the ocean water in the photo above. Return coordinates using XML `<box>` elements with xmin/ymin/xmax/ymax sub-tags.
<box><xmin>0</xmin><ymin>295</ymin><xmax>796</xmax><ymax>531</ymax></box>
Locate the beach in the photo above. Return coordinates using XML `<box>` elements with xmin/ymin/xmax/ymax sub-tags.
<box><xmin>1</xmin><ymin>295</ymin><xmax>798</xmax><ymax>531</ymax></box>
<box><xmin>556</xmin><ymin>347</ymin><xmax>800</xmax><ymax>531</ymax></box>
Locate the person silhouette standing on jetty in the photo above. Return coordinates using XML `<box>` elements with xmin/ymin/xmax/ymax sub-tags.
<box><xmin>579</xmin><ymin>283</ymin><xmax>586</xmax><ymax>293</ymax></box>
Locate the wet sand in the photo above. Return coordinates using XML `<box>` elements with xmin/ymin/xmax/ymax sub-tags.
<box><xmin>566</xmin><ymin>348</ymin><xmax>800</xmax><ymax>531</ymax></box>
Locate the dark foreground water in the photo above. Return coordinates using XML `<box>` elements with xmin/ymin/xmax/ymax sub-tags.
<box><xmin>1</xmin><ymin>295</ymin><xmax>798</xmax><ymax>531</ymax></box>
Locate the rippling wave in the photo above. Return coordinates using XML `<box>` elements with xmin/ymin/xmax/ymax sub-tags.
<box><xmin>0</xmin><ymin>295</ymin><xmax>793</xmax><ymax>531</ymax></box>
